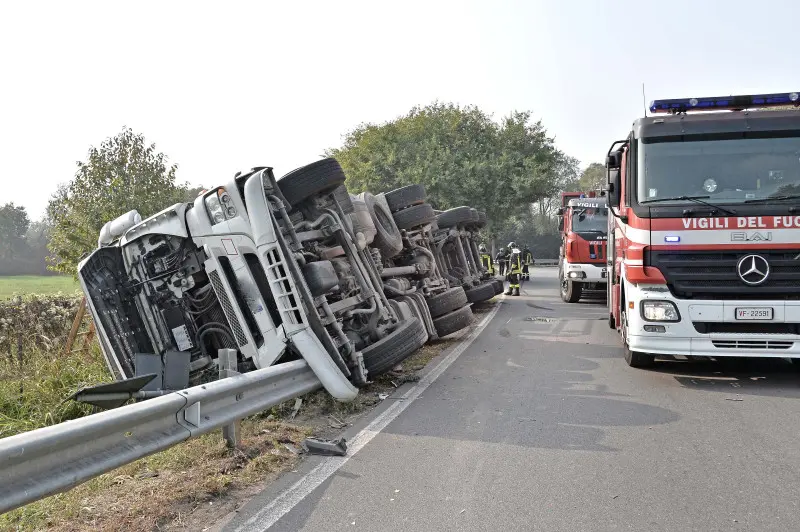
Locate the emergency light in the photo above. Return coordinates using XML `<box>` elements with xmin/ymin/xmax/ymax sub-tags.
<box><xmin>650</xmin><ymin>92</ymin><xmax>800</xmax><ymax>114</ymax></box>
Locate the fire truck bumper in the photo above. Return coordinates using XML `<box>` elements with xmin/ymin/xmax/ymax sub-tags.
<box><xmin>626</xmin><ymin>283</ymin><xmax>800</xmax><ymax>359</ymax></box>
<box><xmin>564</xmin><ymin>262</ymin><xmax>607</xmax><ymax>284</ymax></box>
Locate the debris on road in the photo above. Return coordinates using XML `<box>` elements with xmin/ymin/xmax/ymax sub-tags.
<box><xmin>725</xmin><ymin>396</ymin><xmax>744</xmax><ymax>402</ymax></box>
<box><xmin>303</xmin><ymin>437</ymin><xmax>348</xmax><ymax>456</ymax></box>
<box><xmin>378</xmin><ymin>393</ymin><xmax>390</xmax><ymax>400</ymax></box>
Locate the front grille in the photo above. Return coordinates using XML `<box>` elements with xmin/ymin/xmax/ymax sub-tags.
<box><xmin>647</xmin><ymin>249</ymin><xmax>800</xmax><ymax>300</ymax></box>
<box><xmin>712</xmin><ymin>339</ymin><xmax>793</xmax><ymax>350</ymax></box>
<box><xmin>209</xmin><ymin>269</ymin><xmax>248</xmax><ymax>346</ymax></box>
<box><xmin>693</xmin><ymin>322</ymin><xmax>800</xmax><ymax>334</ymax></box>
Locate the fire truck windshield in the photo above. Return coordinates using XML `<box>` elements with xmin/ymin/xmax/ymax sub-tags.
<box><xmin>637</xmin><ymin>134</ymin><xmax>800</xmax><ymax>204</ymax></box>
<box><xmin>571</xmin><ymin>207</ymin><xmax>607</xmax><ymax>232</ymax></box>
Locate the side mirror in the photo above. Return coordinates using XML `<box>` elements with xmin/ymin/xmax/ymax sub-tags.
<box><xmin>607</xmin><ymin>169</ymin><xmax>621</xmax><ymax>208</ymax></box>
<box><xmin>557</xmin><ymin>218</ymin><xmax>564</xmax><ymax>231</ymax></box>
<box><xmin>606</xmin><ymin>151</ymin><xmax>622</xmax><ymax>169</ymax></box>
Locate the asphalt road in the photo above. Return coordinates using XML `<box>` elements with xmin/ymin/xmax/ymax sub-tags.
<box><xmin>224</xmin><ymin>268</ymin><xmax>800</xmax><ymax>532</ymax></box>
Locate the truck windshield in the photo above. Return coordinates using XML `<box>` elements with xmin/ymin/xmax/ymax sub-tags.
<box><xmin>571</xmin><ymin>207</ymin><xmax>607</xmax><ymax>232</ymax></box>
<box><xmin>637</xmin><ymin>135</ymin><xmax>800</xmax><ymax>204</ymax></box>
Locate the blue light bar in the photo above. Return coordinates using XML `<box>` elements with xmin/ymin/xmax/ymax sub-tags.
<box><xmin>664</xmin><ymin>236</ymin><xmax>680</xmax><ymax>243</ymax></box>
<box><xmin>650</xmin><ymin>92</ymin><xmax>800</xmax><ymax>114</ymax></box>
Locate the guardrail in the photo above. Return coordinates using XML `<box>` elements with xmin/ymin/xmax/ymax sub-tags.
<box><xmin>0</xmin><ymin>359</ymin><xmax>321</xmax><ymax>515</ymax></box>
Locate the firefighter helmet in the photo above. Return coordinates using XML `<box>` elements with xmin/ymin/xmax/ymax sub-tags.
<box><xmin>479</xmin><ymin>244</ymin><xmax>487</xmax><ymax>252</ymax></box>
<box><xmin>508</xmin><ymin>241</ymin><xmax>516</xmax><ymax>249</ymax></box>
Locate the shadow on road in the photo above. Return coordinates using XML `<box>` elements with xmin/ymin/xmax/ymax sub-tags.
<box><xmin>647</xmin><ymin>357</ymin><xmax>800</xmax><ymax>398</ymax></box>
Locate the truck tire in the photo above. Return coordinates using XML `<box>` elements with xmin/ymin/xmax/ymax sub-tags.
<box><xmin>393</xmin><ymin>202</ymin><xmax>436</xmax><ymax>231</ymax></box>
<box><xmin>333</xmin><ymin>185</ymin><xmax>354</xmax><ymax>214</ymax></box>
<box><xmin>436</xmin><ymin>206</ymin><xmax>473</xmax><ymax>228</ymax></box>
<box><xmin>622</xmin><ymin>312</ymin><xmax>655</xmax><ymax>368</ymax></box>
<box><xmin>561</xmin><ymin>276</ymin><xmax>582</xmax><ymax>303</ymax></box>
<box><xmin>477</xmin><ymin>211</ymin><xmax>488</xmax><ymax>228</ymax></box>
<box><xmin>385</xmin><ymin>184</ymin><xmax>426</xmax><ymax>212</ymax></box>
<box><xmin>433</xmin><ymin>305</ymin><xmax>474</xmax><ymax>338</ymax></box>
<box><xmin>360</xmin><ymin>192</ymin><xmax>403</xmax><ymax>259</ymax></box>
<box><xmin>361</xmin><ymin>318</ymin><xmax>425</xmax><ymax>377</ymax></box>
<box><xmin>491</xmin><ymin>279</ymin><xmax>504</xmax><ymax>294</ymax></box>
<box><xmin>426</xmin><ymin>286</ymin><xmax>468</xmax><ymax>318</ymax></box>
<box><xmin>277</xmin><ymin>158</ymin><xmax>346</xmax><ymax>207</ymax></box>
<box><xmin>465</xmin><ymin>282</ymin><xmax>496</xmax><ymax>303</ymax></box>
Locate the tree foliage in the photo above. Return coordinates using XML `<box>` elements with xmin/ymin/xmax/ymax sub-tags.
<box><xmin>578</xmin><ymin>162</ymin><xmax>606</xmax><ymax>192</ymax></box>
<box><xmin>0</xmin><ymin>203</ymin><xmax>31</xmax><ymax>262</ymax></box>
<box><xmin>46</xmin><ymin>128</ymin><xmax>195</xmax><ymax>275</ymax></box>
<box><xmin>327</xmin><ymin>103</ymin><xmax>569</xmax><ymax>238</ymax></box>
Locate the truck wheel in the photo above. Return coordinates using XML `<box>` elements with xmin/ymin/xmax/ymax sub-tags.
<box><xmin>393</xmin><ymin>202</ymin><xmax>436</xmax><ymax>231</ymax></box>
<box><xmin>622</xmin><ymin>312</ymin><xmax>655</xmax><ymax>368</ymax></box>
<box><xmin>465</xmin><ymin>282</ymin><xmax>496</xmax><ymax>303</ymax></box>
<box><xmin>608</xmin><ymin>313</ymin><xmax>616</xmax><ymax>330</ymax></box>
<box><xmin>436</xmin><ymin>206</ymin><xmax>473</xmax><ymax>228</ymax></box>
<box><xmin>277</xmin><ymin>158</ymin><xmax>346</xmax><ymax>207</ymax></box>
<box><xmin>361</xmin><ymin>318</ymin><xmax>426</xmax><ymax>377</ymax></box>
<box><xmin>561</xmin><ymin>276</ymin><xmax>582</xmax><ymax>303</ymax></box>
<box><xmin>385</xmin><ymin>184</ymin><xmax>427</xmax><ymax>212</ymax></box>
<box><xmin>333</xmin><ymin>185</ymin><xmax>354</xmax><ymax>214</ymax></box>
<box><xmin>426</xmin><ymin>286</ymin><xmax>468</xmax><ymax>318</ymax></box>
<box><xmin>360</xmin><ymin>192</ymin><xmax>403</xmax><ymax>259</ymax></box>
<box><xmin>433</xmin><ymin>305</ymin><xmax>474</xmax><ymax>337</ymax></box>
<box><xmin>476</xmin><ymin>211</ymin><xmax>488</xmax><ymax>228</ymax></box>
<box><xmin>492</xmin><ymin>279</ymin><xmax>504</xmax><ymax>294</ymax></box>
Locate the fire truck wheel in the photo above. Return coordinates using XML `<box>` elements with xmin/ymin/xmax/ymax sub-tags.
<box><xmin>362</xmin><ymin>317</ymin><xmax>426</xmax><ymax>377</ymax></box>
<box><xmin>608</xmin><ymin>313</ymin><xmax>616</xmax><ymax>330</ymax></box>
<box><xmin>622</xmin><ymin>312</ymin><xmax>655</xmax><ymax>368</ymax></box>
<box><xmin>426</xmin><ymin>286</ymin><xmax>469</xmax><ymax>318</ymax></box>
<box><xmin>561</xmin><ymin>277</ymin><xmax>582</xmax><ymax>303</ymax></box>
<box><xmin>433</xmin><ymin>305</ymin><xmax>474</xmax><ymax>338</ymax></box>
<box><xmin>277</xmin><ymin>158</ymin><xmax>347</xmax><ymax>207</ymax></box>
<box><xmin>393</xmin><ymin>202</ymin><xmax>436</xmax><ymax>231</ymax></box>
<box><xmin>385</xmin><ymin>184</ymin><xmax>427</xmax><ymax>212</ymax></box>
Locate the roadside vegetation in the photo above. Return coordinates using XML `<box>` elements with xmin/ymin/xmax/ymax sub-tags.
<box><xmin>0</xmin><ymin>276</ymin><xmax>79</xmax><ymax>300</ymax></box>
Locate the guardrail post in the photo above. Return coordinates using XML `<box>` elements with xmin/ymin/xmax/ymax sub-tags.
<box><xmin>218</xmin><ymin>349</ymin><xmax>242</xmax><ymax>448</ymax></box>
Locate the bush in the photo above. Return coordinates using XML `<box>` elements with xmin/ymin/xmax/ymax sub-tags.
<box><xmin>0</xmin><ymin>294</ymin><xmax>110</xmax><ymax>439</ymax></box>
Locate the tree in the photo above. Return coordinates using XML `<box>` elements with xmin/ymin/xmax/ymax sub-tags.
<box><xmin>0</xmin><ymin>203</ymin><xmax>31</xmax><ymax>262</ymax></box>
<box><xmin>578</xmin><ymin>162</ymin><xmax>606</xmax><ymax>192</ymax></box>
<box><xmin>327</xmin><ymin>103</ymin><xmax>567</xmax><ymax>242</ymax></box>
<box><xmin>47</xmin><ymin>127</ymin><xmax>194</xmax><ymax>275</ymax></box>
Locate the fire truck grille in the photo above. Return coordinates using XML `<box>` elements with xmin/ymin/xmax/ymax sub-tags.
<box><xmin>647</xmin><ymin>249</ymin><xmax>800</xmax><ymax>300</ymax></box>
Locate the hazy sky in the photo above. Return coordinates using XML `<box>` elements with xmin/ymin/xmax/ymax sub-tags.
<box><xmin>2</xmin><ymin>0</ymin><xmax>799</xmax><ymax>218</ymax></box>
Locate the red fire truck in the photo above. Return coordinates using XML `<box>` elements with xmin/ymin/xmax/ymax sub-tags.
<box><xmin>606</xmin><ymin>91</ymin><xmax>800</xmax><ymax>368</ymax></box>
<box><xmin>557</xmin><ymin>192</ymin><xmax>608</xmax><ymax>302</ymax></box>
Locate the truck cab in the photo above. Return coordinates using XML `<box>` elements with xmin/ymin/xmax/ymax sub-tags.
<box><xmin>557</xmin><ymin>194</ymin><xmax>608</xmax><ymax>302</ymax></box>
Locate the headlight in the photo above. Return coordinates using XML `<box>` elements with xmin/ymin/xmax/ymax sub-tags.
<box><xmin>205</xmin><ymin>188</ymin><xmax>237</xmax><ymax>225</ymax></box>
<box><xmin>641</xmin><ymin>300</ymin><xmax>680</xmax><ymax>322</ymax></box>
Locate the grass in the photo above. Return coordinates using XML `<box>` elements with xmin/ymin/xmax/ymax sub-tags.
<box><xmin>0</xmin><ymin>276</ymin><xmax>80</xmax><ymax>299</ymax></box>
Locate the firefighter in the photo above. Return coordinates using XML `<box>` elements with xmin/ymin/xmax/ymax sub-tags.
<box><xmin>495</xmin><ymin>248</ymin><xmax>508</xmax><ymax>276</ymax></box>
<box><xmin>522</xmin><ymin>244</ymin><xmax>534</xmax><ymax>281</ymax></box>
<box><xmin>479</xmin><ymin>244</ymin><xmax>494</xmax><ymax>275</ymax></box>
<box><xmin>504</xmin><ymin>242</ymin><xmax>522</xmax><ymax>296</ymax></box>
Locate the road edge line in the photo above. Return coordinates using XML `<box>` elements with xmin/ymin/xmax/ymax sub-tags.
<box><xmin>235</xmin><ymin>298</ymin><xmax>504</xmax><ymax>532</ymax></box>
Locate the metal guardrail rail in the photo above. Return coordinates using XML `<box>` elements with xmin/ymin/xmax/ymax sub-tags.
<box><xmin>0</xmin><ymin>359</ymin><xmax>321</xmax><ymax>515</ymax></box>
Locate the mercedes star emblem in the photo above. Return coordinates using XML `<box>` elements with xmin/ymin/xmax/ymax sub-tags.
<box><xmin>736</xmin><ymin>254</ymin><xmax>770</xmax><ymax>286</ymax></box>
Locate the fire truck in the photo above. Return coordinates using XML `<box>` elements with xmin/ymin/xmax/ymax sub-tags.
<box><xmin>557</xmin><ymin>192</ymin><xmax>608</xmax><ymax>302</ymax></box>
<box><xmin>605</xmin><ymin>91</ymin><xmax>800</xmax><ymax>368</ymax></box>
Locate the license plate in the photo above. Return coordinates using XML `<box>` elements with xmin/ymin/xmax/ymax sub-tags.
<box><xmin>735</xmin><ymin>307</ymin><xmax>773</xmax><ymax>320</ymax></box>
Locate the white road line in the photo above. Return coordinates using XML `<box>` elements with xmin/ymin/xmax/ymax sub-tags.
<box><xmin>233</xmin><ymin>298</ymin><xmax>504</xmax><ymax>532</ymax></box>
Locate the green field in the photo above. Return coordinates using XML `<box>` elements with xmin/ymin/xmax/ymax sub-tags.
<box><xmin>0</xmin><ymin>275</ymin><xmax>81</xmax><ymax>299</ymax></box>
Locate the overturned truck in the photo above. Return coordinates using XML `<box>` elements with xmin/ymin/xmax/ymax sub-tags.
<box><xmin>77</xmin><ymin>159</ymin><xmax>495</xmax><ymax>405</ymax></box>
